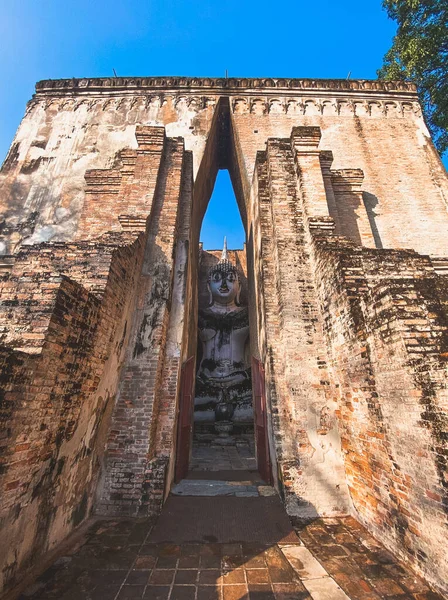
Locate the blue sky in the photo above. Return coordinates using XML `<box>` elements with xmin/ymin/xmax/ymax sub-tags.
<box><xmin>0</xmin><ymin>1</ymin><xmax>445</xmax><ymax>248</ymax></box>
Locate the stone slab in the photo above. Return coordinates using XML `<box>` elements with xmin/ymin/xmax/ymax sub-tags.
<box><xmin>303</xmin><ymin>576</ymin><xmax>351</xmax><ymax>600</ymax></box>
<box><xmin>281</xmin><ymin>546</ymin><xmax>328</xmax><ymax>580</ymax></box>
<box><xmin>171</xmin><ymin>480</ymin><xmax>259</xmax><ymax>497</ymax></box>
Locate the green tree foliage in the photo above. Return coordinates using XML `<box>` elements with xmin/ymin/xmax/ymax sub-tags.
<box><xmin>378</xmin><ymin>0</ymin><xmax>448</xmax><ymax>155</ymax></box>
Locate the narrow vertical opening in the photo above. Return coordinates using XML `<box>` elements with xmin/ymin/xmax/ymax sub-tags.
<box><xmin>199</xmin><ymin>170</ymin><xmax>245</xmax><ymax>250</ymax></box>
<box><xmin>174</xmin><ymin>99</ymin><xmax>273</xmax><ymax>490</ymax></box>
<box><xmin>190</xmin><ymin>169</ymin><xmax>256</xmax><ymax>475</ymax></box>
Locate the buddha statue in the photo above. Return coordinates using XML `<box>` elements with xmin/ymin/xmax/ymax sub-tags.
<box><xmin>197</xmin><ymin>239</ymin><xmax>250</xmax><ymax>392</ymax></box>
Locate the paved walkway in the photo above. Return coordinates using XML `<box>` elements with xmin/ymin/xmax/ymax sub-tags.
<box><xmin>14</xmin><ymin>494</ymin><xmax>443</xmax><ymax>600</ymax></box>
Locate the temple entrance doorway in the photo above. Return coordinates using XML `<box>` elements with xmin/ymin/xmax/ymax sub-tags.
<box><xmin>174</xmin><ymin>168</ymin><xmax>274</xmax><ymax>491</ymax></box>
<box><xmin>190</xmin><ymin>238</ymin><xmax>256</xmax><ymax>475</ymax></box>
<box><xmin>191</xmin><ymin>168</ymin><xmax>257</xmax><ymax>479</ymax></box>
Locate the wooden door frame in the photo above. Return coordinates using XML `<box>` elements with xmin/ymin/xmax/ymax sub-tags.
<box><xmin>252</xmin><ymin>356</ymin><xmax>272</xmax><ymax>485</ymax></box>
<box><xmin>174</xmin><ymin>356</ymin><xmax>195</xmax><ymax>483</ymax></box>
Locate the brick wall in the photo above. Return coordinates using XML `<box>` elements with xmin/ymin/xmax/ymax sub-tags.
<box><xmin>249</xmin><ymin>130</ymin><xmax>352</xmax><ymax>517</ymax></box>
<box><xmin>79</xmin><ymin>127</ymin><xmax>166</xmax><ymax>238</ymax></box>
<box><xmin>246</xmin><ymin>125</ymin><xmax>448</xmax><ymax>593</ymax></box>
<box><xmin>312</xmin><ymin>219</ymin><xmax>448</xmax><ymax>594</ymax></box>
<box><xmin>0</xmin><ymin>232</ymin><xmax>145</xmax><ymax>594</ymax></box>
<box><xmin>97</xmin><ymin>136</ymin><xmax>190</xmax><ymax>516</ymax></box>
<box><xmin>1</xmin><ymin>78</ymin><xmax>448</xmax><ymax>597</ymax></box>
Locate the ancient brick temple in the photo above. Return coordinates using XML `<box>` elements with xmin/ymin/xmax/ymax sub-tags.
<box><xmin>0</xmin><ymin>77</ymin><xmax>447</xmax><ymax>596</ymax></box>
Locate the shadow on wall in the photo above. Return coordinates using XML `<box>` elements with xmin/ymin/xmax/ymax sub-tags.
<box><xmin>335</xmin><ymin>188</ymin><xmax>383</xmax><ymax>250</ymax></box>
<box><xmin>363</xmin><ymin>192</ymin><xmax>383</xmax><ymax>249</ymax></box>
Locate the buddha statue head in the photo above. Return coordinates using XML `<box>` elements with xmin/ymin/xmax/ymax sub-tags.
<box><xmin>207</xmin><ymin>238</ymin><xmax>241</xmax><ymax>307</ymax></box>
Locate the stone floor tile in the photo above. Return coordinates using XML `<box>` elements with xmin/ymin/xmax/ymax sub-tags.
<box><xmin>303</xmin><ymin>576</ymin><xmax>351</xmax><ymax>600</ymax></box>
<box><xmin>330</xmin><ymin>570</ymin><xmax>381</xmax><ymax>600</ymax></box>
<box><xmin>89</xmin><ymin>584</ymin><xmax>122</xmax><ymax>599</ymax></box>
<box><xmin>241</xmin><ymin>543</ymin><xmax>270</xmax><ymax>557</ymax></box>
<box><xmin>243</xmin><ymin>555</ymin><xmax>266</xmax><ymax>569</ymax></box>
<box><xmin>181</xmin><ymin>544</ymin><xmax>202</xmax><ymax>556</ymax></box>
<box><xmin>222</xmin><ymin>544</ymin><xmax>243</xmax><ymax>556</ymax></box>
<box><xmin>139</xmin><ymin>544</ymin><xmax>158</xmax><ymax>556</ymax></box>
<box><xmin>149</xmin><ymin>569</ymin><xmax>175</xmax><ymax>585</ymax></box>
<box><xmin>315</xmin><ymin>544</ymin><xmax>351</xmax><ymax>559</ymax></box>
<box><xmin>197</xmin><ymin>586</ymin><xmax>222</xmax><ymax>600</ymax></box>
<box><xmin>222</xmin><ymin>555</ymin><xmax>245</xmax><ymax>570</ymax></box>
<box><xmin>190</xmin><ymin>443</ymin><xmax>256</xmax><ymax>472</ymax></box>
<box><xmin>143</xmin><ymin>585</ymin><xmax>171</xmax><ymax>599</ymax></box>
<box><xmin>156</xmin><ymin>556</ymin><xmax>178</xmax><ymax>569</ymax></box>
<box><xmin>134</xmin><ymin>556</ymin><xmax>157</xmax><ymax>569</ymax></box>
<box><xmin>128</xmin><ymin>530</ymin><xmax>150</xmax><ymax>545</ymax></box>
<box><xmin>221</xmin><ymin>568</ymin><xmax>246</xmax><ymax>584</ymax></box>
<box><xmin>272</xmin><ymin>582</ymin><xmax>312</xmax><ymax>600</ymax></box>
<box><xmin>90</xmin><ymin>569</ymin><xmax>129</xmax><ymax>584</ymax></box>
<box><xmin>247</xmin><ymin>583</ymin><xmax>275</xmax><ymax>599</ymax></box>
<box><xmin>172</xmin><ymin>480</ymin><xmax>259</xmax><ymax>497</ymax></box>
<box><xmin>178</xmin><ymin>555</ymin><xmax>201</xmax><ymax>568</ymax></box>
<box><xmin>268</xmin><ymin>566</ymin><xmax>295</xmax><ymax>584</ymax></box>
<box><xmin>223</xmin><ymin>584</ymin><xmax>249</xmax><ymax>600</ymax></box>
<box><xmin>175</xmin><ymin>569</ymin><xmax>198</xmax><ymax>584</ymax></box>
<box><xmin>281</xmin><ymin>546</ymin><xmax>328</xmax><ymax>580</ymax></box>
<box><xmin>201</xmin><ymin>555</ymin><xmax>223</xmax><ymax>569</ymax></box>
<box><xmin>370</xmin><ymin>577</ymin><xmax>408</xmax><ymax>596</ymax></box>
<box><xmin>201</xmin><ymin>544</ymin><xmax>222</xmax><ymax>557</ymax></box>
<box><xmin>52</xmin><ymin>585</ymin><xmax>92</xmax><ymax>600</ymax></box>
<box><xmin>361</xmin><ymin>563</ymin><xmax>388</xmax><ymax>579</ymax></box>
<box><xmin>73</xmin><ymin>547</ymin><xmax>137</xmax><ymax>571</ymax></box>
<box><xmin>297</xmin><ymin>529</ymin><xmax>318</xmax><ymax>548</ymax></box>
<box><xmin>246</xmin><ymin>569</ymin><xmax>270</xmax><ymax>584</ymax></box>
<box><xmin>126</xmin><ymin>570</ymin><xmax>152</xmax><ymax>584</ymax></box>
<box><xmin>199</xmin><ymin>569</ymin><xmax>221</xmax><ymax>585</ymax></box>
<box><xmin>117</xmin><ymin>584</ymin><xmax>146</xmax><ymax>598</ymax></box>
<box><xmin>158</xmin><ymin>543</ymin><xmax>181</xmax><ymax>557</ymax></box>
<box><xmin>170</xmin><ymin>585</ymin><xmax>197</xmax><ymax>600</ymax></box>
<box><xmin>263</xmin><ymin>546</ymin><xmax>289</xmax><ymax>569</ymax></box>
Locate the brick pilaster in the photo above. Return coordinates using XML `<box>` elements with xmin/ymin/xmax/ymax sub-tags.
<box><xmin>331</xmin><ymin>169</ymin><xmax>376</xmax><ymax>248</ymax></box>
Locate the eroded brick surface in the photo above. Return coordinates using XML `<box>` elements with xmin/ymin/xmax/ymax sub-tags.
<box><xmin>1</xmin><ymin>77</ymin><xmax>447</xmax><ymax>597</ymax></box>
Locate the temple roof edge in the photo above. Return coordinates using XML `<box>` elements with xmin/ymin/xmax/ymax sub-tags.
<box><xmin>33</xmin><ymin>76</ymin><xmax>418</xmax><ymax>98</ymax></box>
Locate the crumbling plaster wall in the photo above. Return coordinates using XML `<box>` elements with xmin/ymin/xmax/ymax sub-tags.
<box><xmin>232</xmin><ymin>111</ymin><xmax>448</xmax><ymax>255</ymax></box>
<box><xmin>1</xmin><ymin>77</ymin><xmax>447</xmax><ymax>257</ymax></box>
<box><xmin>0</xmin><ymin>91</ymin><xmax>215</xmax><ymax>252</ymax></box>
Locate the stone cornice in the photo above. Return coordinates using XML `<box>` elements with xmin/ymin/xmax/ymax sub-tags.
<box><xmin>34</xmin><ymin>76</ymin><xmax>418</xmax><ymax>100</ymax></box>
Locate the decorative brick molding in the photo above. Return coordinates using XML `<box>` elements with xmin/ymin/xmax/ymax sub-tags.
<box><xmin>27</xmin><ymin>95</ymin><xmax>422</xmax><ymax>121</ymax></box>
<box><xmin>35</xmin><ymin>76</ymin><xmax>418</xmax><ymax>94</ymax></box>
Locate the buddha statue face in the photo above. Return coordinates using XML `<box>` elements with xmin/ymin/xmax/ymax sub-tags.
<box><xmin>208</xmin><ymin>261</ymin><xmax>240</xmax><ymax>306</ymax></box>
